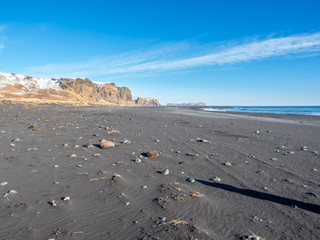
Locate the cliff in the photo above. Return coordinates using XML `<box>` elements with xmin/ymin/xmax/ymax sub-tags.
<box><xmin>0</xmin><ymin>72</ymin><xmax>160</xmax><ymax>106</ymax></box>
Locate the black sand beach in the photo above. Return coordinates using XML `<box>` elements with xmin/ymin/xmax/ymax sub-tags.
<box><xmin>0</xmin><ymin>102</ymin><xmax>319</xmax><ymax>239</ymax></box>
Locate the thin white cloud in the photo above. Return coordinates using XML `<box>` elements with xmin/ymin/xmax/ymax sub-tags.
<box><xmin>27</xmin><ymin>32</ymin><xmax>320</xmax><ymax>79</ymax></box>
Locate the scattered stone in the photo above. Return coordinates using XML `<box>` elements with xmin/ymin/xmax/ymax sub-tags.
<box><xmin>85</xmin><ymin>143</ymin><xmax>94</xmax><ymax>149</ymax></box>
<box><xmin>312</xmin><ymin>151</ymin><xmax>319</xmax><ymax>155</ymax></box>
<box><xmin>9</xmin><ymin>143</ymin><xmax>15</xmax><ymax>147</ymax></box>
<box><xmin>210</xmin><ymin>177</ymin><xmax>221</xmax><ymax>182</ymax></box>
<box><xmin>255</xmin><ymin>130</ymin><xmax>260</xmax><ymax>133</ymax></box>
<box><xmin>99</xmin><ymin>139</ymin><xmax>115</xmax><ymax>149</ymax></box>
<box><xmin>13</xmin><ymin>138</ymin><xmax>21</xmax><ymax>142</ymax></box>
<box><xmin>312</xmin><ymin>168</ymin><xmax>318</xmax><ymax>171</ymax></box>
<box><xmin>253</xmin><ymin>216</ymin><xmax>263</xmax><ymax>222</ymax></box>
<box><xmin>300</xmin><ymin>146</ymin><xmax>307</xmax><ymax>151</ymax></box>
<box><xmin>49</xmin><ymin>200</ymin><xmax>57</xmax><ymax>207</ymax></box>
<box><xmin>197</xmin><ymin>139</ymin><xmax>209</xmax><ymax>143</ymax></box>
<box><xmin>154</xmin><ymin>139</ymin><xmax>160</xmax><ymax>143</ymax></box>
<box><xmin>0</xmin><ymin>182</ymin><xmax>8</xmax><ymax>186</ymax></box>
<box><xmin>186</xmin><ymin>178</ymin><xmax>195</xmax><ymax>183</ymax></box>
<box><xmin>62</xmin><ymin>143</ymin><xmax>69</xmax><ymax>147</ymax></box>
<box><xmin>263</xmin><ymin>187</ymin><xmax>268</xmax><ymax>191</ymax></box>
<box><xmin>270</xmin><ymin>158</ymin><xmax>277</xmax><ymax>161</ymax></box>
<box><xmin>278</xmin><ymin>146</ymin><xmax>285</xmax><ymax>149</ymax></box>
<box><xmin>3</xmin><ymin>190</ymin><xmax>17</xmax><ymax>197</ymax></box>
<box><xmin>68</xmin><ymin>154</ymin><xmax>77</xmax><ymax>158</ymax></box>
<box><xmin>141</xmin><ymin>185</ymin><xmax>148</xmax><ymax>189</ymax></box>
<box><xmin>93</xmin><ymin>153</ymin><xmax>101</xmax><ymax>157</ymax></box>
<box><xmin>53</xmin><ymin>165</ymin><xmax>59</xmax><ymax>168</ymax></box>
<box><xmin>62</xmin><ymin>196</ymin><xmax>70</xmax><ymax>201</ymax></box>
<box><xmin>134</xmin><ymin>158</ymin><xmax>142</xmax><ymax>163</ymax></box>
<box><xmin>125</xmin><ymin>201</ymin><xmax>130</xmax><ymax>206</ymax></box>
<box><xmin>146</xmin><ymin>150</ymin><xmax>159</xmax><ymax>158</ymax></box>
<box><xmin>160</xmin><ymin>217</ymin><xmax>166</xmax><ymax>221</ymax></box>
<box><xmin>28</xmin><ymin>124</ymin><xmax>38</xmax><ymax>130</ymax></box>
<box><xmin>163</xmin><ymin>169</ymin><xmax>169</xmax><ymax>175</ymax></box>
<box><xmin>77</xmin><ymin>165</ymin><xmax>83</xmax><ymax>168</ymax></box>
<box><xmin>108</xmin><ymin>130</ymin><xmax>120</xmax><ymax>135</ymax></box>
<box><xmin>224</xmin><ymin>162</ymin><xmax>232</xmax><ymax>166</ymax></box>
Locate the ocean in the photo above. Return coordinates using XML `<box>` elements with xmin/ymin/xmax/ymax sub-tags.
<box><xmin>202</xmin><ymin>106</ymin><xmax>320</xmax><ymax>116</ymax></box>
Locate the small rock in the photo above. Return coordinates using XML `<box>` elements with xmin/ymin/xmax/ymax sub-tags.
<box><xmin>125</xmin><ymin>201</ymin><xmax>130</xmax><ymax>206</ymax></box>
<box><xmin>93</xmin><ymin>153</ymin><xmax>101</xmax><ymax>157</ymax></box>
<box><xmin>146</xmin><ymin>150</ymin><xmax>159</xmax><ymax>158</ymax></box>
<box><xmin>186</xmin><ymin>178</ymin><xmax>195</xmax><ymax>183</ymax></box>
<box><xmin>224</xmin><ymin>162</ymin><xmax>232</xmax><ymax>166</ymax></box>
<box><xmin>270</xmin><ymin>158</ymin><xmax>277</xmax><ymax>161</ymax></box>
<box><xmin>312</xmin><ymin>168</ymin><xmax>318</xmax><ymax>171</ymax></box>
<box><xmin>100</xmin><ymin>139</ymin><xmax>115</xmax><ymax>149</ymax></box>
<box><xmin>163</xmin><ymin>169</ymin><xmax>169</xmax><ymax>175</ymax></box>
<box><xmin>141</xmin><ymin>185</ymin><xmax>148</xmax><ymax>189</ymax></box>
<box><xmin>3</xmin><ymin>190</ymin><xmax>17</xmax><ymax>197</ymax></box>
<box><xmin>10</xmin><ymin>143</ymin><xmax>15</xmax><ymax>147</ymax></box>
<box><xmin>28</xmin><ymin>124</ymin><xmax>38</xmax><ymax>130</ymax></box>
<box><xmin>68</xmin><ymin>154</ymin><xmax>77</xmax><ymax>158</ymax></box>
<box><xmin>160</xmin><ymin>217</ymin><xmax>166</xmax><ymax>221</ymax></box>
<box><xmin>300</xmin><ymin>146</ymin><xmax>307</xmax><ymax>151</ymax></box>
<box><xmin>53</xmin><ymin>165</ymin><xmax>59</xmax><ymax>168</ymax></box>
<box><xmin>62</xmin><ymin>196</ymin><xmax>70</xmax><ymax>201</ymax></box>
<box><xmin>210</xmin><ymin>177</ymin><xmax>221</xmax><ymax>182</ymax></box>
<box><xmin>278</xmin><ymin>146</ymin><xmax>285</xmax><ymax>149</ymax></box>
<box><xmin>154</xmin><ymin>139</ymin><xmax>160</xmax><ymax>143</ymax></box>
<box><xmin>134</xmin><ymin>158</ymin><xmax>141</xmax><ymax>163</ymax></box>
<box><xmin>77</xmin><ymin>165</ymin><xmax>83</xmax><ymax>168</ymax></box>
<box><xmin>49</xmin><ymin>200</ymin><xmax>57</xmax><ymax>207</ymax></box>
<box><xmin>0</xmin><ymin>182</ymin><xmax>8</xmax><ymax>186</ymax></box>
<box><xmin>255</xmin><ymin>130</ymin><xmax>260</xmax><ymax>133</ymax></box>
<box><xmin>13</xmin><ymin>138</ymin><xmax>21</xmax><ymax>142</ymax></box>
<box><xmin>253</xmin><ymin>216</ymin><xmax>263</xmax><ymax>221</ymax></box>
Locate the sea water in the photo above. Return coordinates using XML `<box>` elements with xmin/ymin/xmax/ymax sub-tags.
<box><xmin>202</xmin><ymin>106</ymin><xmax>320</xmax><ymax>116</ymax></box>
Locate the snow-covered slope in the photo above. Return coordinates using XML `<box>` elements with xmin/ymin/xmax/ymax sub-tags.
<box><xmin>0</xmin><ymin>72</ymin><xmax>61</xmax><ymax>91</ymax></box>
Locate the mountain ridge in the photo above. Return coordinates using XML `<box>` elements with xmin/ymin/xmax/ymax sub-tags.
<box><xmin>0</xmin><ymin>72</ymin><xmax>160</xmax><ymax>106</ymax></box>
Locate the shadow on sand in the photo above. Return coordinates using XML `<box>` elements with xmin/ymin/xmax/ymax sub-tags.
<box><xmin>196</xmin><ymin>180</ymin><xmax>320</xmax><ymax>215</ymax></box>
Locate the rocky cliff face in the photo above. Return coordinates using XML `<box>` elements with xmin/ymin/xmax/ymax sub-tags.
<box><xmin>0</xmin><ymin>72</ymin><xmax>160</xmax><ymax>106</ymax></box>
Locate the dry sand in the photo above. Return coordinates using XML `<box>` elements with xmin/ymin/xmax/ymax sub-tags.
<box><xmin>0</xmin><ymin>102</ymin><xmax>319</xmax><ymax>239</ymax></box>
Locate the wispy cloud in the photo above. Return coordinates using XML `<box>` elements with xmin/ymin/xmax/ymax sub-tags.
<box><xmin>27</xmin><ymin>32</ymin><xmax>320</xmax><ymax>79</ymax></box>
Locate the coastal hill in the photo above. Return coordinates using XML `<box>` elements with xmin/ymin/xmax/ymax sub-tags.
<box><xmin>0</xmin><ymin>72</ymin><xmax>160</xmax><ymax>105</ymax></box>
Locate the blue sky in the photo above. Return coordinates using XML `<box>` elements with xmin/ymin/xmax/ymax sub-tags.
<box><xmin>0</xmin><ymin>0</ymin><xmax>320</xmax><ymax>105</ymax></box>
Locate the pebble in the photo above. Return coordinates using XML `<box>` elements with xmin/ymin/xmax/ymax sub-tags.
<box><xmin>186</xmin><ymin>178</ymin><xmax>195</xmax><ymax>183</ymax></box>
<box><xmin>10</xmin><ymin>143</ymin><xmax>15</xmax><ymax>147</ymax></box>
<box><xmin>210</xmin><ymin>176</ymin><xmax>221</xmax><ymax>182</ymax></box>
<box><xmin>224</xmin><ymin>162</ymin><xmax>232</xmax><ymax>166</ymax></box>
<box><xmin>312</xmin><ymin>151</ymin><xmax>319</xmax><ymax>155</ymax></box>
<box><xmin>154</xmin><ymin>139</ymin><xmax>160</xmax><ymax>142</ymax></box>
<box><xmin>146</xmin><ymin>150</ymin><xmax>159</xmax><ymax>157</ymax></box>
<box><xmin>141</xmin><ymin>185</ymin><xmax>148</xmax><ymax>189</ymax></box>
<box><xmin>100</xmin><ymin>139</ymin><xmax>115</xmax><ymax>149</ymax></box>
<box><xmin>253</xmin><ymin>216</ymin><xmax>263</xmax><ymax>221</ymax></box>
<box><xmin>62</xmin><ymin>143</ymin><xmax>69</xmax><ymax>147</ymax></box>
<box><xmin>160</xmin><ymin>217</ymin><xmax>166</xmax><ymax>221</ymax></box>
<box><xmin>77</xmin><ymin>165</ymin><xmax>83</xmax><ymax>168</ymax></box>
<box><xmin>13</xmin><ymin>138</ymin><xmax>21</xmax><ymax>142</ymax></box>
<box><xmin>125</xmin><ymin>201</ymin><xmax>130</xmax><ymax>206</ymax></box>
<box><xmin>0</xmin><ymin>182</ymin><xmax>8</xmax><ymax>186</ymax></box>
<box><xmin>255</xmin><ymin>130</ymin><xmax>260</xmax><ymax>133</ymax></box>
<box><xmin>270</xmin><ymin>158</ymin><xmax>277</xmax><ymax>161</ymax></box>
<box><xmin>300</xmin><ymin>146</ymin><xmax>307</xmax><ymax>151</ymax></box>
<box><xmin>278</xmin><ymin>146</ymin><xmax>285</xmax><ymax>149</ymax></box>
<box><xmin>93</xmin><ymin>153</ymin><xmax>101</xmax><ymax>157</ymax></box>
<box><xmin>68</xmin><ymin>154</ymin><xmax>77</xmax><ymax>158</ymax></box>
<box><xmin>163</xmin><ymin>169</ymin><xmax>169</xmax><ymax>175</ymax></box>
<box><xmin>263</xmin><ymin>187</ymin><xmax>268</xmax><ymax>191</ymax></box>
<box><xmin>312</xmin><ymin>168</ymin><xmax>318</xmax><ymax>171</ymax></box>
<box><xmin>3</xmin><ymin>190</ymin><xmax>17</xmax><ymax>197</ymax></box>
<box><xmin>134</xmin><ymin>158</ymin><xmax>141</xmax><ymax>163</ymax></box>
<box><xmin>49</xmin><ymin>200</ymin><xmax>57</xmax><ymax>207</ymax></box>
<box><xmin>53</xmin><ymin>165</ymin><xmax>59</xmax><ymax>168</ymax></box>
<box><xmin>62</xmin><ymin>196</ymin><xmax>70</xmax><ymax>201</ymax></box>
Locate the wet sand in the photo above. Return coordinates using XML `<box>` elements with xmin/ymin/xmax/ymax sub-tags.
<box><xmin>0</xmin><ymin>102</ymin><xmax>319</xmax><ymax>239</ymax></box>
